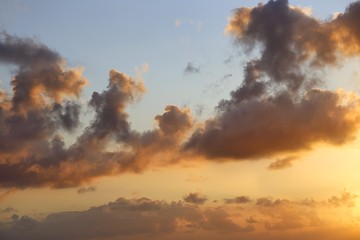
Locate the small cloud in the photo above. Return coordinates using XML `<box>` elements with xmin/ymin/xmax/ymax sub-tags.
<box><xmin>183</xmin><ymin>192</ymin><xmax>207</xmax><ymax>205</ymax></box>
<box><xmin>224</xmin><ymin>196</ymin><xmax>251</xmax><ymax>204</ymax></box>
<box><xmin>141</xmin><ymin>63</ymin><xmax>149</xmax><ymax>73</ymax></box>
<box><xmin>184</xmin><ymin>62</ymin><xmax>200</xmax><ymax>75</ymax></box>
<box><xmin>1</xmin><ymin>207</ymin><xmax>18</xmax><ymax>214</ymax></box>
<box><xmin>246</xmin><ymin>216</ymin><xmax>259</xmax><ymax>224</ymax></box>
<box><xmin>267</xmin><ymin>156</ymin><xmax>298</xmax><ymax>171</ymax></box>
<box><xmin>174</xmin><ymin>19</ymin><xmax>182</xmax><ymax>26</ymax></box>
<box><xmin>77</xmin><ymin>186</ymin><xmax>96</xmax><ymax>194</ymax></box>
<box><xmin>224</xmin><ymin>55</ymin><xmax>233</xmax><ymax>65</ymax></box>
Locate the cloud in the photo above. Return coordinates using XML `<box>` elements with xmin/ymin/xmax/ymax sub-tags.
<box><xmin>224</xmin><ymin>196</ymin><xmax>251</xmax><ymax>204</ymax></box>
<box><xmin>0</xmin><ymin>32</ymin><xmax>196</xmax><ymax>189</ymax></box>
<box><xmin>0</xmin><ymin>196</ymin><xmax>253</xmax><ymax>240</ymax></box>
<box><xmin>182</xmin><ymin>0</ymin><xmax>360</xmax><ymax>162</ymax></box>
<box><xmin>0</xmin><ymin>190</ymin><xmax>358</xmax><ymax>240</ymax></box>
<box><xmin>77</xmin><ymin>186</ymin><xmax>96</xmax><ymax>194</ymax></box>
<box><xmin>141</xmin><ymin>63</ymin><xmax>149</xmax><ymax>72</ymax></box>
<box><xmin>267</xmin><ymin>156</ymin><xmax>298</xmax><ymax>170</ymax></box>
<box><xmin>2</xmin><ymin>1</ymin><xmax>360</xmax><ymax>191</ymax></box>
<box><xmin>0</xmin><ymin>189</ymin><xmax>16</xmax><ymax>201</ymax></box>
<box><xmin>184</xmin><ymin>62</ymin><xmax>201</xmax><ymax>75</ymax></box>
<box><xmin>183</xmin><ymin>192</ymin><xmax>208</xmax><ymax>205</ymax></box>
<box><xmin>246</xmin><ymin>216</ymin><xmax>259</xmax><ymax>224</ymax></box>
<box><xmin>1</xmin><ymin>207</ymin><xmax>18</xmax><ymax>214</ymax></box>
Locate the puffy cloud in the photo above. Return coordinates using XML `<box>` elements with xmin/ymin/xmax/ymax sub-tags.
<box><xmin>0</xmin><ymin>32</ymin><xmax>196</xmax><ymax>189</ymax></box>
<box><xmin>2</xmin><ymin>1</ymin><xmax>360</xmax><ymax>191</ymax></box>
<box><xmin>182</xmin><ymin>0</ymin><xmax>360</xmax><ymax>161</ymax></box>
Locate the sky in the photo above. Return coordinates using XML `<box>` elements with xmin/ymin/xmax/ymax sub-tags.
<box><xmin>1</xmin><ymin>0</ymin><xmax>360</xmax><ymax>239</ymax></box>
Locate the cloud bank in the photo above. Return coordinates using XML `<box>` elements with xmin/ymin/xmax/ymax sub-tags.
<box><xmin>0</xmin><ymin>190</ymin><xmax>358</xmax><ymax>240</ymax></box>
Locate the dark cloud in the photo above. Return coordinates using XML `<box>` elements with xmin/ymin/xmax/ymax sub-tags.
<box><xmin>183</xmin><ymin>192</ymin><xmax>208</xmax><ymax>205</ymax></box>
<box><xmin>2</xmin><ymin>1</ymin><xmax>360</xmax><ymax>190</ymax></box>
<box><xmin>224</xmin><ymin>196</ymin><xmax>251</xmax><ymax>204</ymax></box>
<box><xmin>184</xmin><ymin>62</ymin><xmax>201</xmax><ymax>75</ymax></box>
<box><xmin>0</xmin><ymin>190</ymin><xmax>356</xmax><ymax>240</ymax></box>
<box><xmin>182</xmin><ymin>0</ymin><xmax>360</xmax><ymax>162</ymax></box>
<box><xmin>10</xmin><ymin>214</ymin><xmax>18</xmax><ymax>221</ymax></box>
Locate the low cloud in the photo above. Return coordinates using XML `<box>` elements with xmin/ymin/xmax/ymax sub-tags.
<box><xmin>0</xmin><ymin>190</ymin><xmax>358</xmax><ymax>240</ymax></box>
<box><xmin>0</xmin><ymin>196</ymin><xmax>253</xmax><ymax>240</ymax></box>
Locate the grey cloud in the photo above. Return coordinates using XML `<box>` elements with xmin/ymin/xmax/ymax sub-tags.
<box><xmin>224</xmin><ymin>196</ymin><xmax>251</xmax><ymax>204</ymax></box>
<box><xmin>183</xmin><ymin>192</ymin><xmax>208</xmax><ymax>205</ymax></box>
<box><xmin>182</xmin><ymin>1</ymin><xmax>360</xmax><ymax>162</ymax></box>
<box><xmin>184</xmin><ymin>62</ymin><xmax>200</xmax><ymax>75</ymax></box>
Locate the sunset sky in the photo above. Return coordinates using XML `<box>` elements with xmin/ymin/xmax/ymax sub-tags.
<box><xmin>1</xmin><ymin>0</ymin><xmax>360</xmax><ymax>239</ymax></box>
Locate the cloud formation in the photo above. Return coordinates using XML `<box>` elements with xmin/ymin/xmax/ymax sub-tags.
<box><xmin>183</xmin><ymin>0</ymin><xmax>360</xmax><ymax>161</ymax></box>
<box><xmin>0</xmin><ymin>196</ymin><xmax>253</xmax><ymax>240</ymax></box>
<box><xmin>0</xmin><ymin>190</ymin><xmax>358</xmax><ymax>240</ymax></box>
<box><xmin>2</xmin><ymin>1</ymin><xmax>360</xmax><ymax>191</ymax></box>
<box><xmin>0</xmin><ymin>32</ymin><xmax>195</xmax><ymax>189</ymax></box>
